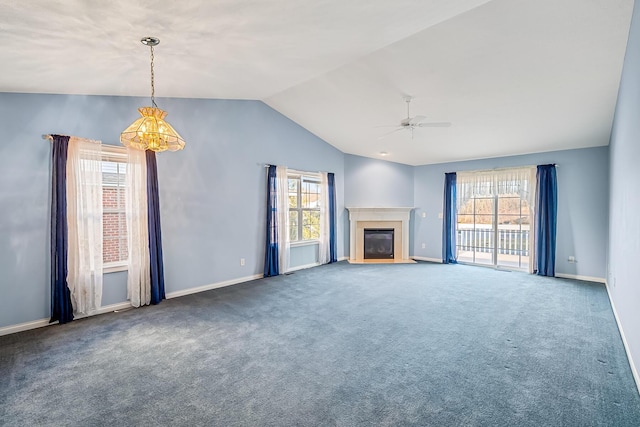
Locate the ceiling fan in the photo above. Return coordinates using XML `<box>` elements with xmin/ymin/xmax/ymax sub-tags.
<box><xmin>378</xmin><ymin>96</ymin><xmax>451</xmax><ymax>139</ymax></box>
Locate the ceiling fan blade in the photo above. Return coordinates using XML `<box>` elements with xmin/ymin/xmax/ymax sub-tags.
<box><xmin>378</xmin><ymin>127</ymin><xmax>405</xmax><ymax>139</ymax></box>
<box><xmin>408</xmin><ymin>115</ymin><xmax>426</xmax><ymax>125</ymax></box>
<box><xmin>416</xmin><ymin>122</ymin><xmax>452</xmax><ymax>127</ymax></box>
<box><xmin>373</xmin><ymin>125</ymin><xmax>403</xmax><ymax>128</ymax></box>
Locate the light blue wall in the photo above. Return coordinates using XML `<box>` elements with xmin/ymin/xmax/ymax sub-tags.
<box><xmin>289</xmin><ymin>243</ymin><xmax>319</xmax><ymax>269</ymax></box>
<box><xmin>413</xmin><ymin>147</ymin><xmax>609</xmax><ymax>279</ymax></box>
<box><xmin>608</xmin><ymin>0</ymin><xmax>640</xmax><ymax>384</ymax></box>
<box><xmin>344</xmin><ymin>154</ymin><xmax>414</xmax><ymax>207</ymax></box>
<box><xmin>0</xmin><ymin>93</ymin><xmax>345</xmax><ymax>328</ymax></box>
<box><xmin>344</xmin><ymin>154</ymin><xmax>415</xmax><ymax>255</ymax></box>
<box><xmin>0</xmin><ymin>91</ymin><xmax>617</xmax><ymax>332</ymax></box>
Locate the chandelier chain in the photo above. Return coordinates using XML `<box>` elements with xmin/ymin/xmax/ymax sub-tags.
<box><xmin>150</xmin><ymin>45</ymin><xmax>157</xmax><ymax>108</ymax></box>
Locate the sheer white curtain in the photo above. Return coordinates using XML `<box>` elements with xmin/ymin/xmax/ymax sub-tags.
<box><xmin>528</xmin><ymin>167</ymin><xmax>537</xmax><ymax>273</ymax></box>
<box><xmin>276</xmin><ymin>166</ymin><xmax>290</xmax><ymax>273</ymax></box>
<box><xmin>318</xmin><ymin>172</ymin><xmax>330</xmax><ymax>264</ymax></box>
<box><xmin>66</xmin><ymin>137</ymin><xmax>103</xmax><ymax>315</ymax></box>
<box><xmin>126</xmin><ymin>148</ymin><xmax>151</xmax><ymax>307</ymax></box>
<box><xmin>457</xmin><ymin>167</ymin><xmax>535</xmax><ymax>205</ymax></box>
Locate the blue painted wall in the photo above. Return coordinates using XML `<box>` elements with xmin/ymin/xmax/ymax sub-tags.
<box><xmin>0</xmin><ymin>93</ymin><xmax>345</xmax><ymax>327</ymax></box>
<box><xmin>608</xmin><ymin>0</ymin><xmax>640</xmax><ymax>384</ymax></box>
<box><xmin>413</xmin><ymin>147</ymin><xmax>609</xmax><ymax>279</ymax></box>
<box><xmin>0</xmin><ymin>91</ymin><xmax>616</xmax><ymax>334</ymax></box>
<box><xmin>344</xmin><ymin>154</ymin><xmax>414</xmax><ymax>207</ymax></box>
<box><xmin>343</xmin><ymin>154</ymin><xmax>415</xmax><ymax>255</ymax></box>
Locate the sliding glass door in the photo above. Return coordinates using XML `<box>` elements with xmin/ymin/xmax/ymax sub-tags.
<box><xmin>456</xmin><ymin>168</ymin><xmax>534</xmax><ymax>271</ymax></box>
<box><xmin>496</xmin><ymin>195</ymin><xmax>530</xmax><ymax>270</ymax></box>
<box><xmin>457</xmin><ymin>195</ymin><xmax>495</xmax><ymax>266</ymax></box>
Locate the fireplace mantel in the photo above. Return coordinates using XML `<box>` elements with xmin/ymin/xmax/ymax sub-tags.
<box><xmin>346</xmin><ymin>207</ymin><xmax>415</xmax><ymax>263</ymax></box>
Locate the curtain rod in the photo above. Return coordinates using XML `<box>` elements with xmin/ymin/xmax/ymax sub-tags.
<box><xmin>42</xmin><ymin>134</ymin><xmax>102</xmax><ymax>145</ymax></box>
<box><xmin>263</xmin><ymin>164</ymin><xmax>329</xmax><ymax>175</ymax></box>
<box><xmin>451</xmin><ymin>164</ymin><xmax>557</xmax><ymax>174</ymax></box>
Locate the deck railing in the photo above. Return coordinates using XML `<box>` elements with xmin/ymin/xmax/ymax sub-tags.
<box><xmin>457</xmin><ymin>227</ymin><xmax>530</xmax><ymax>255</ymax></box>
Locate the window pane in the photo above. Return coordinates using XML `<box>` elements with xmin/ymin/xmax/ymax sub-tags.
<box><xmin>289</xmin><ymin>210</ymin><xmax>299</xmax><ymax>241</ymax></box>
<box><xmin>302</xmin><ymin>210</ymin><xmax>320</xmax><ymax>240</ymax></box>
<box><xmin>101</xmin><ymin>149</ymin><xmax>129</xmax><ymax>265</ymax></box>
<box><xmin>103</xmin><ymin>238</ymin><xmax>117</xmax><ymax>263</ymax></box>
<box><xmin>457</xmin><ymin>199</ymin><xmax>474</xmax><ymax>215</ymax></box>
<box><xmin>288</xmin><ymin>178</ymin><xmax>298</xmax><ymax>208</ymax></box>
<box><xmin>473</xmin><ymin>198</ymin><xmax>493</xmax><ymax>215</ymax></box>
<box><xmin>102</xmin><ymin>206</ymin><xmax>127</xmax><ymax>263</ymax></box>
<box><xmin>117</xmin><ymin>187</ymin><xmax>126</xmax><ymax>209</ymax></box>
<box><xmin>119</xmin><ymin>237</ymin><xmax>129</xmax><ymax>261</ymax></box>
<box><xmin>471</xmin><ymin>229</ymin><xmax>494</xmax><ymax>265</ymax></box>
<box><xmin>457</xmin><ymin>214</ymin><xmax>474</xmax><ymax>225</ymax></box>
<box><xmin>103</xmin><ymin>161</ymin><xmax>125</xmax><ymax>187</ymax></box>
<box><xmin>498</xmin><ymin>196</ymin><xmax>522</xmax><ymax>225</ymax></box>
<box><xmin>104</xmin><ymin>187</ymin><xmax>118</xmax><ymax>210</ymax></box>
<box><xmin>475</xmin><ymin>215</ymin><xmax>493</xmax><ymax>227</ymax></box>
<box><xmin>302</xmin><ymin>180</ymin><xmax>321</xmax><ymax>208</ymax></box>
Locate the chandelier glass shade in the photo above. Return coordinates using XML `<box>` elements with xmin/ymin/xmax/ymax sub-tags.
<box><xmin>120</xmin><ymin>37</ymin><xmax>186</xmax><ymax>152</ymax></box>
<box><xmin>121</xmin><ymin>107</ymin><xmax>185</xmax><ymax>152</ymax></box>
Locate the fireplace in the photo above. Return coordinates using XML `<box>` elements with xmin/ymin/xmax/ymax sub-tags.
<box><xmin>346</xmin><ymin>207</ymin><xmax>414</xmax><ymax>263</ymax></box>
<box><xmin>364</xmin><ymin>229</ymin><xmax>394</xmax><ymax>259</ymax></box>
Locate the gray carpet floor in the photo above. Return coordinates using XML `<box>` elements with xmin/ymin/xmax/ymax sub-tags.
<box><xmin>1</xmin><ymin>261</ymin><xmax>639</xmax><ymax>426</ymax></box>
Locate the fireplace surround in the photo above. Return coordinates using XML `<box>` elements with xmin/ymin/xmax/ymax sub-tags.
<box><xmin>346</xmin><ymin>207</ymin><xmax>414</xmax><ymax>263</ymax></box>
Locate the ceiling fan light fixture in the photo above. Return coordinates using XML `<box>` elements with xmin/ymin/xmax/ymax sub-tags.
<box><xmin>376</xmin><ymin>96</ymin><xmax>452</xmax><ymax>139</ymax></box>
<box><xmin>120</xmin><ymin>37</ymin><xmax>186</xmax><ymax>152</ymax></box>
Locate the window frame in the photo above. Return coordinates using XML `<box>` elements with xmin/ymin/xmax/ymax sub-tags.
<box><xmin>101</xmin><ymin>145</ymin><xmax>129</xmax><ymax>273</ymax></box>
<box><xmin>287</xmin><ymin>171</ymin><xmax>322</xmax><ymax>245</ymax></box>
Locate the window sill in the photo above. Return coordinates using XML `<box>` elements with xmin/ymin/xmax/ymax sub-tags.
<box><xmin>104</xmin><ymin>263</ymin><xmax>128</xmax><ymax>274</ymax></box>
<box><xmin>290</xmin><ymin>240</ymin><xmax>320</xmax><ymax>248</ymax></box>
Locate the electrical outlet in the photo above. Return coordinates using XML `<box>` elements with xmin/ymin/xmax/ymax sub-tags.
<box><xmin>240</xmin><ymin>258</ymin><xmax>245</xmax><ymax>266</ymax></box>
<box><xmin>422</xmin><ymin>243</ymin><xmax>426</xmax><ymax>249</ymax></box>
<box><xmin>421</xmin><ymin>212</ymin><xmax>426</xmax><ymax>218</ymax></box>
<box><xmin>438</xmin><ymin>212</ymin><xmax>443</xmax><ymax>219</ymax></box>
<box><xmin>568</xmin><ymin>256</ymin><xmax>576</xmax><ymax>263</ymax></box>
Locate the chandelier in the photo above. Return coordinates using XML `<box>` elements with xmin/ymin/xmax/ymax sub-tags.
<box><xmin>120</xmin><ymin>37</ymin><xmax>186</xmax><ymax>152</ymax></box>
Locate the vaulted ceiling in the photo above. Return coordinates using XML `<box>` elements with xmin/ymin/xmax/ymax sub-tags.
<box><xmin>0</xmin><ymin>0</ymin><xmax>633</xmax><ymax>165</ymax></box>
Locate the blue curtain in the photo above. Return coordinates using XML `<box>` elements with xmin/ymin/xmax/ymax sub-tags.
<box><xmin>442</xmin><ymin>172</ymin><xmax>457</xmax><ymax>264</ymax></box>
<box><xmin>50</xmin><ymin>135</ymin><xmax>74</xmax><ymax>324</ymax></box>
<box><xmin>264</xmin><ymin>165</ymin><xmax>279</xmax><ymax>277</ymax></box>
<box><xmin>536</xmin><ymin>164</ymin><xmax>558</xmax><ymax>276</ymax></box>
<box><xmin>146</xmin><ymin>151</ymin><xmax>166</xmax><ymax>304</ymax></box>
<box><xmin>328</xmin><ymin>172</ymin><xmax>337</xmax><ymax>263</ymax></box>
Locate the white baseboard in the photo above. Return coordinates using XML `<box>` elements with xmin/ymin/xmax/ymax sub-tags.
<box><xmin>77</xmin><ymin>302</ymin><xmax>132</xmax><ymax>318</ymax></box>
<box><xmin>555</xmin><ymin>273</ymin><xmax>606</xmax><ymax>284</ymax></box>
<box><xmin>0</xmin><ymin>318</ymin><xmax>52</xmax><ymax>336</ymax></box>
<box><xmin>0</xmin><ymin>275</ymin><xmax>264</xmax><ymax>336</ymax></box>
<box><xmin>0</xmin><ymin>301</ymin><xmax>132</xmax><ymax>337</ymax></box>
<box><xmin>412</xmin><ymin>256</ymin><xmax>443</xmax><ymax>264</ymax></box>
<box><xmin>165</xmin><ymin>273</ymin><xmax>263</xmax><ymax>299</ymax></box>
<box><xmin>605</xmin><ymin>281</ymin><xmax>640</xmax><ymax>396</ymax></box>
<box><xmin>338</xmin><ymin>256</ymin><xmax>349</xmax><ymax>262</ymax></box>
<box><xmin>287</xmin><ymin>262</ymin><xmax>321</xmax><ymax>273</ymax></box>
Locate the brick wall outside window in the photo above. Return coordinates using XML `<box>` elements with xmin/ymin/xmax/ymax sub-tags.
<box><xmin>102</xmin><ymin>148</ymin><xmax>128</xmax><ymax>266</ymax></box>
<box><xmin>103</xmin><ymin>188</ymin><xmax>127</xmax><ymax>264</ymax></box>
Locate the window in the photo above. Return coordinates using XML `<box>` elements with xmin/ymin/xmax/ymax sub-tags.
<box><xmin>288</xmin><ymin>172</ymin><xmax>321</xmax><ymax>242</ymax></box>
<box><xmin>101</xmin><ymin>146</ymin><xmax>128</xmax><ymax>270</ymax></box>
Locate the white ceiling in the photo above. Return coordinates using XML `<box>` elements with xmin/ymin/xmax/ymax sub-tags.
<box><xmin>0</xmin><ymin>0</ymin><xmax>633</xmax><ymax>165</ymax></box>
